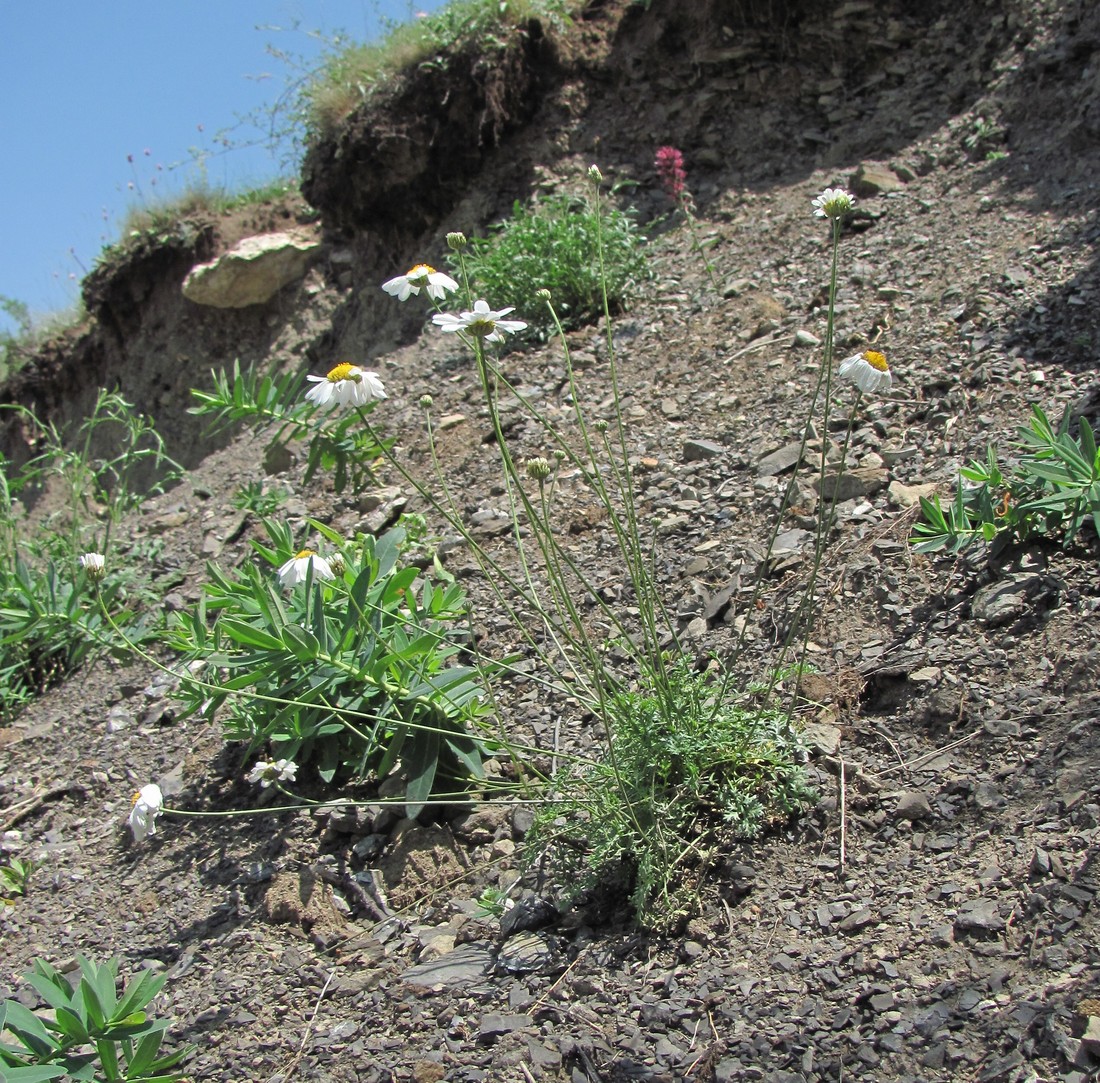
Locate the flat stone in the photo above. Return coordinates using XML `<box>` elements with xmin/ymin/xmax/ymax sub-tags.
<box><xmin>496</xmin><ymin>932</ymin><xmax>560</xmax><ymax>974</ymax></box>
<box><xmin>683</xmin><ymin>438</ymin><xmax>724</xmax><ymax>462</ymax></box>
<box><xmin>499</xmin><ymin>895</ymin><xmax>559</xmax><ymax>939</ymax></box>
<box><xmin>1081</xmin><ymin>1015</ymin><xmax>1100</xmax><ymax>1055</ymax></box>
<box><xmin>887</xmin><ymin>480</ymin><xmax>938</xmax><ymax>508</ymax></box>
<box><xmin>813</xmin><ymin>466</ymin><xmax>888</xmax><ymax>501</ymax></box>
<box><xmin>182</xmin><ymin>230</ymin><xmax>321</xmax><ymax>308</ymax></box>
<box><xmin>802</xmin><ymin>720</ymin><xmax>842</xmax><ymax>756</ymax></box>
<box><xmin>849</xmin><ymin>162</ymin><xmax>902</xmax><ymax>197</ymax></box>
<box><xmin>894</xmin><ymin>791</ymin><xmax>933</xmax><ymax>822</ymax></box>
<box><xmin>954</xmin><ymin>898</ymin><xmax>1004</xmax><ymax>933</ymax></box>
<box><xmin>478</xmin><ymin>1012</ymin><xmax>531</xmax><ymax>1041</ymax></box>
<box><xmin>880</xmin><ymin>445</ymin><xmax>919</xmax><ymax>466</ymax></box>
<box><xmin>401</xmin><ymin>942</ymin><xmax>494</xmax><ymax>988</ymax></box>
<box><xmin>757</xmin><ymin>443</ymin><xmax>804</xmax><ymax>477</ymax></box>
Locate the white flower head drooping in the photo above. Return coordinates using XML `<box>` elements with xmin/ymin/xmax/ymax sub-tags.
<box><xmin>278</xmin><ymin>550</ymin><xmax>335</xmax><ymax>587</ymax></box>
<box><xmin>812</xmin><ymin>187</ymin><xmax>855</xmax><ymax>219</ymax></box>
<box><xmin>129</xmin><ymin>784</ymin><xmax>163</xmax><ymax>842</ymax></box>
<box><xmin>838</xmin><ymin>349</ymin><xmax>892</xmax><ymax>394</ymax></box>
<box><xmin>247</xmin><ymin>758</ymin><xmax>299</xmax><ymax>788</ymax></box>
<box><xmin>382</xmin><ymin>263</ymin><xmax>458</xmax><ymax>302</ymax></box>
<box><xmin>304</xmin><ymin>364</ymin><xmax>387</xmax><ymax>409</ymax></box>
<box><xmin>80</xmin><ymin>552</ymin><xmax>106</xmax><ymax>581</ymax></box>
<box><xmin>432</xmin><ymin>299</ymin><xmax>527</xmax><ymax>343</ymax></box>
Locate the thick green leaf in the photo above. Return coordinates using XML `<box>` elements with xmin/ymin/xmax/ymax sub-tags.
<box><xmin>23</xmin><ymin>963</ymin><xmax>77</xmax><ymax>1016</ymax></box>
<box><xmin>281</xmin><ymin>624</ymin><xmax>320</xmax><ymax>662</ymax></box>
<box><xmin>113</xmin><ymin>970</ymin><xmax>166</xmax><ymax>1024</ymax></box>
<box><xmin>219</xmin><ymin>619</ymin><xmax>284</xmax><ymax>651</ymax></box>
<box><xmin>0</xmin><ymin>1065</ymin><xmax>68</xmax><ymax>1082</ymax></box>
<box><xmin>404</xmin><ymin>728</ymin><xmax>441</xmax><ymax>818</ymax></box>
<box><xmin>1</xmin><ymin>1001</ymin><xmax>60</xmax><ymax>1058</ymax></box>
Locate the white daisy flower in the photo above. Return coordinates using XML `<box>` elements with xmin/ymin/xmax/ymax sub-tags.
<box><xmin>432</xmin><ymin>299</ymin><xmax>527</xmax><ymax>343</ymax></box>
<box><xmin>129</xmin><ymin>784</ymin><xmax>163</xmax><ymax>842</ymax></box>
<box><xmin>247</xmin><ymin>758</ymin><xmax>299</xmax><ymax>788</ymax></box>
<box><xmin>278</xmin><ymin>550</ymin><xmax>335</xmax><ymax>587</ymax></box>
<box><xmin>838</xmin><ymin>349</ymin><xmax>892</xmax><ymax>394</ymax></box>
<box><xmin>304</xmin><ymin>363</ymin><xmax>387</xmax><ymax>409</ymax></box>
<box><xmin>80</xmin><ymin>552</ymin><xmax>106</xmax><ymax>581</ymax></box>
<box><xmin>812</xmin><ymin>187</ymin><xmax>855</xmax><ymax>219</ymax></box>
<box><xmin>382</xmin><ymin>263</ymin><xmax>459</xmax><ymax>302</ymax></box>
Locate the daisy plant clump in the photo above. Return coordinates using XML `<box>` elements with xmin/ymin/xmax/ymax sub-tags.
<box><xmin>366</xmin><ymin>165</ymin><xmax>813</xmax><ymax>924</ymax></box>
<box><xmin>0</xmin><ymin>392</ymin><xmax>177</xmax><ymax>721</ymax></box>
<box><xmin>912</xmin><ymin>403</ymin><xmax>1100</xmax><ymax>554</ymax></box>
<box><xmin>167</xmin><ymin>517</ymin><xmax>488</xmax><ymax>817</ymax></box>
<box><xmin>0</xmin><ymin>954</ymin><xmax>190</xmax><ymax>1080</ymax></box>
<box><xmin>189</xmin><ymin>356</ymin><xmax>390</xmax><ymax>494</ymax></box>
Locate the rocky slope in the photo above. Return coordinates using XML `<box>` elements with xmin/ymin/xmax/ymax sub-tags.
<box><xmin>1</xmin><ymin>0</ymin><xmax>1099</xmax><ymax>1080</ymax></box>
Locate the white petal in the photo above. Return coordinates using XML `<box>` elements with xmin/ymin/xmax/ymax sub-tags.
<box><xmin>305</xmin><ymin>380</ymin><xmax>334</xmax><ymax>407</ymax></box>
<box><xmin>433</xmin><ymin>313</ymin><xmax>463</xmax><ymax>333</ymax></box>
<box><xmin>383</xmin><ymin>277</ymin><xmax>416</xmax><ymax>300</ymax></box>
<box><xmin>361</xmin><ymin>371</ymin><xmax>387</xmax><ymax>400</ymax></box>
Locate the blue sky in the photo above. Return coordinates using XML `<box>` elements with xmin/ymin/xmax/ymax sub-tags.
<box><xmin>0</xmin><ymin>0</ymin><xmax>448</xmax><ymax>336</ymax></box>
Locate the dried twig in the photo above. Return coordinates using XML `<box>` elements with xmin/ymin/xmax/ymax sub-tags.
<box><xmin>0</xmin><ymin>784</ymin><xmax>85</xmax><ymax>832</ymax></box>
<box><xmin>875</xmin><ymin>728</ymin><xmax>981</xmax><ymax>777</ymax></box>
<box><xmin>838</xmin><ymin>754</ymin><xmax>847</xmax><ymax>870</ymax></box>
<box><xmin>278</xmin><ymin>968</ymin><xmax>336</xmax><ymax>1080</ymax></box>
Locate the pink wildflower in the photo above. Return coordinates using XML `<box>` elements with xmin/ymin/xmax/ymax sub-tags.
<box><xmin>655</xmin><ymin>146</ymin><xmax>687</xmax><ymax>202</ymax></box>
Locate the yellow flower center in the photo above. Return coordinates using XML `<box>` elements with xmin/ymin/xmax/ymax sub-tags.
<box><xmin>466</xmin><ymin>318</ymin><xmax>495</xmax><ymax>338</ymax></box>
<box><xmin>326</xmin><ymin>363</ymin><xmax>360</xmax><ymax>383</ymax></box>
<box><xmin>131</xmin><ymin>791</ymin><xmax>142</xmax><ymax>805</ymax></box>
<box><xmin>407</xmin><ymin>263</ymin><xmax>435</xmax><ymax>282</ymax></box>
<box><xmin>863</xmin><ymin>350</ymin><xmax>889</xmax><ymax>372</ymax></box>
<box><xmin>294</xmin><ymin>549</ymin><xmax>316</xmax><ymax>560</ymax></box>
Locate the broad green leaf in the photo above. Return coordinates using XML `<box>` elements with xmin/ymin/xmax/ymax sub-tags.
<box><xmin>1</xmin><ymin>1001</ymin><xmax>60</xmax><ymax>1058</ymax></box>
<box><xmin>404</xmin><ymin>728</ymin><xmax>441</xmax><ymax>818</ymax></box>
<box><xmin>0</xmin><ymin>1065</ymin><xmax>68</xmax><ymax>1082</ymax></box>
<box><xmin>220</xmin><ymin>619</ymin><xmax>284</xmax><ymax>651</ymax></box>
<box><xmin>113</xmin><ymin>970</ymin><xmax>166</xmax><ymax>1023</ymax></box>
<box><xmin>281</xmin><ymin>624</ymin><xmax>320</xmax><ymax>662</ymax></box>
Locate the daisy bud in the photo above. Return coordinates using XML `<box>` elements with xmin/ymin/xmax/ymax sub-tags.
<box><xmin>536</xmin><ymin>288</ymin><xmax>552</xmax><ymax>301</ymax></box>
<box><xmin>525</xmin><ymin>457</ymin><xmax>552</xmax><ymax>482</ymax></box>
<box><xmin>419</xmin><ymin>394</ymin><xmax>434</xmax><ymax>410</ymax></box>
<box><xmin>446</xmin><ymin>231</ymin><xmax>468</xmax><ymax>251</ymax></box>
<box><xmin>595</xmin><ymin>419</ymin><xmax>610</xmax><ymax>434</ymax></box>
<box><xmin>587</xmin><ymin>165</ymin><xmax>603</xmax><ymax>184</ymax></box>
<box><xmin>80</xmin><ymin>552</ymin><xmax>106</xmax><ymax>582</ymax></box>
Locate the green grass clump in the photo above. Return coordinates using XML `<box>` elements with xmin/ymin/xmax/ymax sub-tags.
<box><xmin>304</xmin><ymin>0</ymin><xmax>573</xmax><ymax>140</ymax></box>
<box><xmin>118</xmin><ymin>178</ymin><xmax>299</xmax><ymax>240</ymax></box>
<box><xmin>527</xmin><ymin>660</ymin><xmax>813</xmax><ymax>924</ymax></box>
<box><xmin>455</xmin><ymin>195</ymin><xmax>650</xmax><ymax>334</ymax></box>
